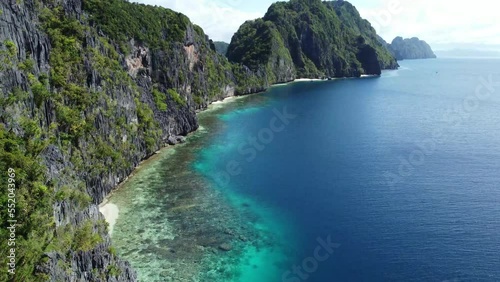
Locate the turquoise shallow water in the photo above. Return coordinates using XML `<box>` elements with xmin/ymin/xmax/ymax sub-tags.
<box><xmin>194</xmin><ymin>100</ymin><xmax>298</xmax><ymax>282</ymax></box>
<box><xmin>109</xmin><ymin>58</ymin><xmax>500</xmax><ymax>281</ymax></box>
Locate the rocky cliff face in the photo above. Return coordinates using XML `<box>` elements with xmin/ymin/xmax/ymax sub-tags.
<box><xmin>0</xmin><ymin>0</ymin><xmax>264</xmax><ymax>281</ymax></box>
<box><xmin>227</xmin><ymin>19</ymin><xmax>296</xmax><ymax>85</ymax></box>
<box><xmin>388</xmin><ymin>36</ymin><xmax>437</xmax><ymax>60</ymax></box>
<box><xmin>227</xmin><ymin>0</ymin><xmax>398</xmax><ymax>81</ymax></box>
<box><xmin>326</xmin><ymin>0</ymin><xmax>399</xmax><ymax>70</ymax></box>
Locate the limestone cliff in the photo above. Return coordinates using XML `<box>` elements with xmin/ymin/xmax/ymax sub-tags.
<box><xmin>227</xmin><ymin>0</ymin><xmax>398</xmax><ymax>82</ymax></box>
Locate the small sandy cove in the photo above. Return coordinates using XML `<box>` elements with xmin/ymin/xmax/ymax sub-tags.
<box><xmin>99</xmin><ymin>200</ymin><xmax>119</xmax><ymax>236</ymax></box>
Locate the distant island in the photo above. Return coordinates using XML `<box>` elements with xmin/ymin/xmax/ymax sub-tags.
<box><xmin>384</xmin><ymin>36</ymin><xmax>437</xmax><ymax>60</ymax></box>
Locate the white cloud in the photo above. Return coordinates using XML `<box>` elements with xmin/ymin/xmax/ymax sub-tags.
<box><xmin>357</xmin><ymin>0</ymin><xmax>500</xmax><ymax>47</ymax></box>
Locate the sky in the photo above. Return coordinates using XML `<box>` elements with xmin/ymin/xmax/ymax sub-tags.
<box><xmin>130</xmin><ymin>0</ymin><xmax>500</xmax><ymax>51</ymax></box>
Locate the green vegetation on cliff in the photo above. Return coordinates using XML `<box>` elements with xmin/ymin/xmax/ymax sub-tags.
<box><xmin>0</xmin><ymin>2</ymin><xmax>143</xmax><ymax>279</ymax></box>
<box><xmin>227</xmin><ymin>19</ymin><xmax>295</xmax><ymax>84</ymax></box>
<box><xmin>227</xmin><ymin>0</ymin><xmax>398</xmax><ymax>80</ymax></box>
<box><xmin>84</xmin><ymin>0</ymin><xmax>265</xmax><ymax>98</ymax></box>
<box><xmin>0</xmin><ymin>124</ymin><xmax>54</xmax><ymax>281</ymax></box>
<box><xmin>326</xmin><ymin>1</ymin><xmax>398</xmax><ymax>70</ymax></box>
<box><xmin>213</xmin><ymin>41</ymin><xmax>229</xmax><ymax>56</ymax></box>
<box><xmin>84</xmin><ymin>0</ymin><xmax>190</xmax><ymax>50</ymax></box>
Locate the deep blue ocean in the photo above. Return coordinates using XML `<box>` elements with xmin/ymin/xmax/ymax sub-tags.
<box><xmin>109</xmin><ymin>59</ymin><xmax>500</xmax><ymax>281</ymax></box>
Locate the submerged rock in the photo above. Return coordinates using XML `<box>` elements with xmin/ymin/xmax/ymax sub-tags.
<box><xmin>167</xmin><ymin>136</ymin><xmax>179</xmax><ymax>145</ymax></box>
<box><xmin>218</xmin><ymin>243</ymin><xmax>233</xmax><ymax>252</ymax></box>
<box><xmin>166</xmin><ymin>135</ymin><xmax>188</xmax><ymax>145</ymax></box>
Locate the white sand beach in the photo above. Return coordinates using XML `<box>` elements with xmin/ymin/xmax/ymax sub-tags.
<box><xmin>210</xmin><ymin>95</ymin><xmax>238</xmax><ymax>105</ymax></box>
<box><xmin>201</xmin><ymin>95</ymin><xmax>246</xmax><ymax>112</ymax></box>
<box><xmin>99</xmin><ymin>202</ymin><xmax>119</xmax><ymax>236</ymax></box>
<box><xmin>270</xmin><ymin>82</ymin><xmax>291</xmax><ymax>87</ymax></box>
<box><xmin>294</xmin><ymin>78</ymin><xmax>325</xmax><ymax>82</ymax></box>
<box><xmin>272</xmin><ymin>78</ymin><xmax>326</xmax><ymax>88</ymax></box>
